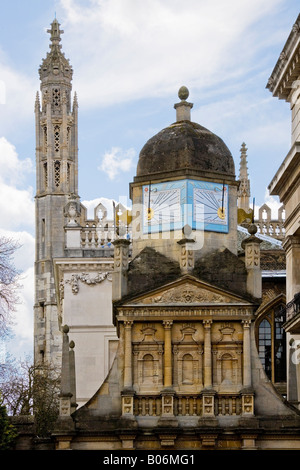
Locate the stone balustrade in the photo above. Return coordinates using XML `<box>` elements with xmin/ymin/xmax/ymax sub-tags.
<box><xmin>132</xmin><ymin>392</ymin><xmax>248</xmax><ymax>417</ymax></box>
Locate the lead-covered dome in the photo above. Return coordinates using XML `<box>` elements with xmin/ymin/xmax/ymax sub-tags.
<box><xmin>134</xmin><ymin>88</ymin><xmax>235</xmax><ymax>183</ymax></box>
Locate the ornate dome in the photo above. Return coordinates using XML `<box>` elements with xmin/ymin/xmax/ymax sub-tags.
<box><xmin>135</xmin><ymin>88</ymin><xmax>235</xmax><ymax>183</ymax></box>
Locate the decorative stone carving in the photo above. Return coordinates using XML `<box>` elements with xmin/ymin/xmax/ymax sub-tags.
<box><xmin>245</xmin><ymin>245</ymin><xmax>260</xmax><ymax>268</ymax></box>
<box><xmin>122</xmin><ymin>394</ymin><xmax>134</xmax><ymax>415</ymax></box>
<box><xmin>65</xmin><ymin>272</ymin><xmax>112</xmax><ymax>294</ymax></box>
<box><xmin>202</xmin><ymin>392</ymin><xmax>215</xmax><ymax>416</ymax></box>
<box><xmin>132</xmin><ymin>283</ymin><xmax>233</xmax><ymax>305</ymax></box>
<box><xmin>241</xmin><ymin>393</ymin><xmax>254</xmax><ymax>415</ymax></box>
<box><xmin>64</xmin><ymin>199</ymin><xmax>81</xmax><ymax>226</ymax></box>
<box><xmin>161</xmin><ymin>393</ymin><xmax>175</xmax><ymax>416</ymax></box>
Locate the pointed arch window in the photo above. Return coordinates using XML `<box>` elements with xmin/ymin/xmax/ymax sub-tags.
<box><xmin>43</xmin><ymin>162</ymin><xmax>48</xmax><ymax>189</ymax></box>
<box><xmin>43</xmin><ymin>125</ymin><xmax>47</xmax><ymax>153</ymax></box>
<box><xmin>67</xmin><ymin>163</ymin><xmax>71</xmax><ymax>186</ymax></box>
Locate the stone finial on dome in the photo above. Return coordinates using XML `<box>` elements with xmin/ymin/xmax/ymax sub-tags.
<box><xmin>178</xmin><ymin>86</ymin><xmax>189</xmax><ymax>100</ymax></box>
<box><xmin>174</xmin><ymin>86</ymin><xmax>193</xmax><ymax>122</ymax></box>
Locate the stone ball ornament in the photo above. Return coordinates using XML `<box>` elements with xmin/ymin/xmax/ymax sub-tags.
<box><xmin>178</xmin><ymin>86</ymin><xmax>189</xmax><ymax>101</ymax></box>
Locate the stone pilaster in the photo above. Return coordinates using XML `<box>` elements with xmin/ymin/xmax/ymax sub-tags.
<box><xmin>203</xmin><ymin>320</ymin><xmax>213</xmax><ymax>389</ymax></box>
<box><xmin>283</xmin><ymin>235</ymin><xmax>300</xmax><ymax>303</ymax></box>
<box><xmin>177</xmin><ymin>237</ymin><xmax>195</xmax><ymax>273</ymax></box>
<box><xmin>123</xmin><ymin>320</ymin><xmax>133</xmax><ymax>390</ymax></box>
<box><xmin>242</xmin><ymin>320</ymin><xmax>252</xmax><ymax>388</ymax></box>
<box><xmin>163</xmin><ymin>320</ymin><xmax>173</xmax><ymax>388</ymax></box>
<box><xmin>112</xmin><ymin>238</ymin><xmax>130</xmax><ymax>301</ymax></box>
<box><xmin>241</xmin><ymin>224</ymin><xmax>262</xmax><ymax>299</ymax></box>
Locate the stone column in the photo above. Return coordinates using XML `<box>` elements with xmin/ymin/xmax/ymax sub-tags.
<box><xmin>123</xmin><ymin>320</ymin><xmax>133</xmax><ymax>389</ymax></box>
<box><xmin>283</xmin><ymin>236</ymin><xmax>300</xmax><ymax>406</ymax></box>
<box><xmin>203</xmin><ymin>320</ymin><xmax>213</xmax><ymax>389</ymax></box>
<box><xmin>122</xmin><ymin>320</ymin><xmax>135</xmax><ymax>417</ymax></box>
<box><xmin>160</xmin><ymin>320</ymin><xmax>176</xmax><ymax>422</ymax></box>
<box><xmin>283</xmin><ymin>235</ymin><xmax>300</xmax><ymax>303</ymax></box>
<box><xmin>201</xmin><ymin>319</ymin><xmax>216</xmax><ymax>419</ymax></box>
<box><xmin>242</xmin><ymin>320</ymin><xmax>252</xmax><ymax>388</ymax></box>
<box><xmin>163</xmin><ymin>320</ymin><xmax>173</xmax><ymax>388</ymax></box>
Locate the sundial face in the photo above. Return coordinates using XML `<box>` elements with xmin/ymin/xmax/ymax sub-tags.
<box><xmin>142</xmin><ymin>179</ymin><xmax>229</xmax><ymax>234</ymax></box>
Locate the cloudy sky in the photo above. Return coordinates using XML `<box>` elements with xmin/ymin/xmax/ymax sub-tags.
<box><xmin>0</xmin><ymin>0</ymin><xmax>299</xmax><ymax>359</ymax></box>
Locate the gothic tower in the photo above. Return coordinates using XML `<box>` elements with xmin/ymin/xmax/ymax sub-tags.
<box><xmin>34</xmin><ymin>19</ymin><xmax>79</xmax><ymax>366</ymax></box>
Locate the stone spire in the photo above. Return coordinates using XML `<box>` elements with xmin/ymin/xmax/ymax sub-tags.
<box><xmin>39</xmin><ymin>18</ymin><xmax>73</xmax><ymax>85</ymax></box>
<box><xmin>47</xmin><ymin>17</ymin><xmax>64</xmax><ymax>49</ymax></box>
<box><xmin>237</xmin><ymin>142</ymin><xmax>251</xmax><ymax>211</ymax></box>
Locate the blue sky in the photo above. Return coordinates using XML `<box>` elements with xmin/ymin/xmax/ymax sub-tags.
<box><xmin>0</xmin><ymin>0</ymin><xmax>299</xmax><ymax>359</ymax></box>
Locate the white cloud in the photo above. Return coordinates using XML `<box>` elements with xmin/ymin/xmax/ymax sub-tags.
<box><xmin>60</xmin><ymin>0</ymin><xmax>284</xmax><ymax>108</ymax></box>
<box><xmin>0</xmin><ymin>137</ymin><xmax>33</xmax><ymax>185</ymax></box>
<box><xmin>0</xmin><ymin>48</ymin><xmax>37</xmax><ymax>136</ymax></box>
<box><xmin>0</xmin><ymin>228</ymin><xmax>35</xmax><ymax>359</ymax></box>
<box><xmin>0</xmin><ymin>137</ymin><xmax>34</xmax><ymax>231</ymax></box>
<box><xmin>10</xmin><ymin>266</ymin><xmax>34</xmax><ymax>358</ymax></box>
<box><xmin>98</xmin><ymin>146</ymin><xmax>136</xmax><ymax>180</ymax></box>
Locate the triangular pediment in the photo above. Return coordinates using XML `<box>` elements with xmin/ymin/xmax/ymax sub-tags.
<box><xmin>123</xmin><ymin>275</ymin><xmax>253</xmax><ymax>307</ymax></box>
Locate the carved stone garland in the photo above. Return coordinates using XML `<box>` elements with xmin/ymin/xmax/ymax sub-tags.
<box><xmin>65</xmin><ymin>272</ymin><xmax>112</xmax><ymax>294</ymax></box>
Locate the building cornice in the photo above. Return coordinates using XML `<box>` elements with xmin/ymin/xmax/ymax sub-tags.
<box><xmin>266</xmin><ymin>14</ymin><xmax>300</xmax><ymax>101</ymax></box>
<box><xmin>268</xmin><ymin>142</ymin><xmax>300</xmax><ymax>198</ymax></box>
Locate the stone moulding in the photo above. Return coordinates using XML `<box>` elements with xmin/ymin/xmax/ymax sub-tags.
<box><xmin>116</xmin><ymin>306</ymin><xmax>254</xmax><ymax>320</ymax></box>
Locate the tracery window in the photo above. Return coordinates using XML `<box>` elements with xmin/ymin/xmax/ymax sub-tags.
<box><xmin>54</xmin><ymin>125</ymin><xmax>60</xmax><ymax>153</ymax></box>
<box><xmin>43</xmin><ymin>125</ymin><xmax>47</xmax><ymax>152</ymax></box>
<box><xmin>52</xmin><ymin>88</ymin><xmax>61</xmax><ymax>110</ymax></box>
<box><xmin>256</xmin><ymin>300</ymin><xmax>286</xmax><ymax>384</ymax></box>
<box><xmin>54</xmin><ymin>160</ymin><xmax>61</xmax><ymax>187</ymax></box>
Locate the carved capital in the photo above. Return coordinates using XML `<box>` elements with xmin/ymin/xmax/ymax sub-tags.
<box><xmin>242</xmin><ymin>320</ymin><xmax>251</xmax><ymax>329</ymax></box>
<box><xmin>203</xmin><ymin>319</ymin><xmax>213</xmax><ymax>329</ymax></box>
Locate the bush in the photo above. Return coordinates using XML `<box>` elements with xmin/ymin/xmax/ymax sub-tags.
<box><xmin>0</xmin><ymin>400</ymin><xmax>17</xmax><ymax>450</ymax></box>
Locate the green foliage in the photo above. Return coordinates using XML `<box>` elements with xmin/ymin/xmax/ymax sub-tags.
<box><xmin>1</xmin><ymin>359</ymin><xmax>60</xmax><ymax>438</ymax></box>
<box><xmin>0</xmin><ymin>399</ymin><xmax>17</xmax><ymax>450</ymax></box>
<box><xmin>32</xmin><ymin>365</ymin><xmax>60</xmax><ymax>437</ymax></box>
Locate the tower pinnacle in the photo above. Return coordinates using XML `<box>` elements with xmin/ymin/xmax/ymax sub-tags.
<box><xmin>47</xmin><ymin>18</ymin><xmax>64</xmax><ymax>50</ymax></box>
<box><xmin>39</xmin><ymin>18</ymin><xmax>72</xmax><ymax>84</ymax></box>
<box><xmin>237</xmin><ymin>142</ymin><xmax>251</xmax><ymax>211</ymax></box>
